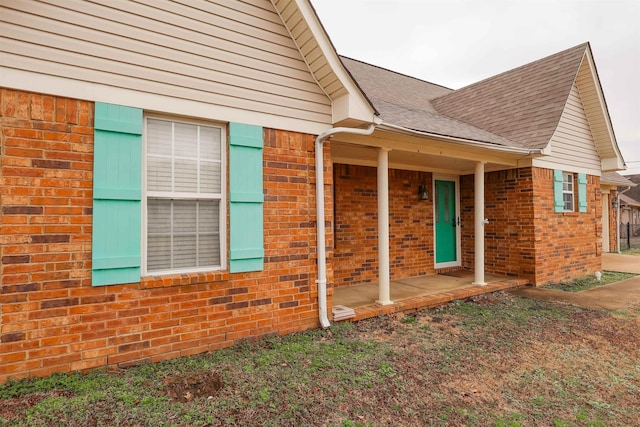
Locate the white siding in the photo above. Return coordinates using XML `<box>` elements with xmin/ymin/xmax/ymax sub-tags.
<box><xmin>533</xmin><ymin>84</ymin><xmax>601</xmax><ymax>175</ymax></box>
<box><xmin>0</xmin><ymin>0</ymin><xmax>332</xmax><ymax>131</ymax></box>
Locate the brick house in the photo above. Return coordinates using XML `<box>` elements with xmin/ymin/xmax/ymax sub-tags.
<box><xmin>0</xmin><ymin>0</ymin><xmax>627</xmax><ymax>382</ymax></box>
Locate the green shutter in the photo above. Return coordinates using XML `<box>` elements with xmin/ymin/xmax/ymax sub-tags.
<box><xmin>553</xmin><ymin>169</ymin><xmax>564</xmax><ymax>213</ymax></box>
<box><xmin>229</xmin><ymin>122</ymin><xmax>264</xmax><ymax>273</ymax></box>
<box><xmin>577</xmin><ymin>173</ymin><xmax>587</xmax><ymax>213</ymax></box>
<box><xmin>92</xmin><ymin>103</ymin><xmax>142</xmax><ymax>286</ymax></box>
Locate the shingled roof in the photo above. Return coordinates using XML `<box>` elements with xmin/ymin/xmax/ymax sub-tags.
<box><xmin>431</xmin><ymin>43</ymin><xmax>588</xmax><ymax>150</ymax></box>
<box><xmin>601</xmin><ymin>172</ymin><xmax>636</xmax><ymax>187</ymax></box>
<box><xmin>340</xmin><ymin>56</ymin><xmax>523</xmax><ymax>148</ymax></box>
<box><xmin>621</xmin><ymin>174</ymin><xmax>640</xmax><ymax>202</ymax></box>
<box><xmin>341</xmin><ymin>43</ymin><xmax>593</xmax><ymax>152</ymax></box>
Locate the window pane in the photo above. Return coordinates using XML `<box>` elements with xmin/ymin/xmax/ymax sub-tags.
<box><xmin>175</xmin><ymin>158</ymin><xmax>198</xmax><ymax>192</ymax></box>
<box><xmin>200</xmin><ymin>126</ymin><xmax>222</xmax><ymax>161</ymax></box>
<box><xmin>147</xmin><ymin>156</ymin><xmax>172</xmax><ymax>192</ymax></box>
<box><xmin>200</xmin><ymin>160</ymin><xmax>222</xmax><ymax>193</ymax></box>
<box><xmin>147</xmin><ymin>119</ymin><xmax>172</xmax><ymax>157</ymax></box>
<box><xmin>146</xmin><ymin>117</ymin><xmax>223</xmax><ymax>273</ymax></box>
<box><xmin>147</xmin><ymin>199</ymin><xmax>221</xmax><ymax>272</ymax></box>
<box><xmin>147</xmin><ymin>235</ymin><xmax>171</xmax><ymax>271</ymax></box>
<box><xmin>199</xmin><ymin>200</ymin><xmax>220</xmax><ymax>266</ymax></box>
<box><xmin>173</xmin><ymin>235</ymin><xmax>197</xmax><ymax>269</ymax></box>
<box><xmin>564</xmin><ymin>193</ymin><xmax>574</xmax><ymax>211</ymax></box>
<box><xmin>174</xmin><ymin>200</ymin><xmax>196</xmax><ymax>233</ymax></box>
<box><xmin>174</xmin><ymin>122</ymin><xmax>198</xmax><ymax>158</ymax></box>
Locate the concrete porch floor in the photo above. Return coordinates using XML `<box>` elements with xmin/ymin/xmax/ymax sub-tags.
<box><xmin>332</xmin><ymin>271</ymin><xmax>529</xmax><ymax>321</ymax></box>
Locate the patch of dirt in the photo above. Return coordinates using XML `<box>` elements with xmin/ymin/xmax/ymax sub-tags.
<box><xmin>0</xmin><ymin>390</ymin><xmax>71</xmax><ymax>421</ymax></box>
<box><xmin>163</xmin><ymin>370</ymin><xmax>223</xmax><ymax>403</ymax></box>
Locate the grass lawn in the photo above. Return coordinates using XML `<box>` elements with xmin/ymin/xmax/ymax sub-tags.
<box><xmin>543</xmin><ymin>271</ymin><xmax>637</xmax><ymax>292</ymax></box>
<box><xmin>1</xmin><ymin>293</ymin><xmax>639</xmax><ymax>426</ymax></box>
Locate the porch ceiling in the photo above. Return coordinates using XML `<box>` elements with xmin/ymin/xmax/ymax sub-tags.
<box><xmin>331</xmin><ymin>128</ymin><xmax>535</xmax><ymax>174</ymax></box>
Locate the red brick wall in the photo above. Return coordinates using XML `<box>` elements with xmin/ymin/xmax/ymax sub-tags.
<box><xmin>333</xmin><ymin>164</ymin><xmax>433</xmax><ymax>286</ymax></box>
<box><xmin>0</xmin><ymin>89</ymin><xmax>330</xmax><ymax>383</ymax></box>
<box><xmin>461</xmin><ymin>167</ymin><xmax>601</xmax><ymax>286</ymax></box>
<box><xmin>460</xmin><ymin>168</ymin><xmax>537</xmax><ymax>280</ymax></box>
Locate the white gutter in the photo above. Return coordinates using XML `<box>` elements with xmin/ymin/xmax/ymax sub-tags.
<box><xmin>378</xmin><ymin>123</ymin><xmax>545</xmax><ymax>156</ymax></box>
<box><xmin>315</xmin><ymin>121</ymin><xmax>379</xmax><ymax>329</ymax></box>
<box><xmin>616</xmin><ymin>186</ymin><xmax>632</xmax><ymax>253</ymax></box>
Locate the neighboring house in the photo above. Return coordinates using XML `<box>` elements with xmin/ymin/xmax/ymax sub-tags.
<box><xmin>600</xmin><ymin>172</ymin><xmax>636</xmax><ymax>251</ymax></box>
<box><xmin>0</xmin><ymin>0</ymin><xmax>626</xmax><ymax>382</ymax></box>
<box><xmin>618</xmin><ymin>174</ymin><xmax>640</xmax><ymax>225</ymax></box>
<box><xmin>620</xmin><ymin>194</ymin><xmax>640</xmax><ymax>225</ymax></box>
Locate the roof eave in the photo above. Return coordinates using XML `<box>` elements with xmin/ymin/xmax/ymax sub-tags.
<box><xmin>580</xmin><ymin>44</ymin><xmax>627</xmax><ymax>171</ymax></box>
<box><xmin>378</xmin><ymin>122</ymin><xmax>545</xmax><ymax>156</ymax></box>
<box><xmin>271</xmin><ymin>0</ymin><xmax>377</xmax><ymax>125</ymax></box>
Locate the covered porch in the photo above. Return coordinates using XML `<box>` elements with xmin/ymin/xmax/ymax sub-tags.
<box><xmin>328</xmin><ymin>126</ymin><xmax>539</xmax><ymax>317</ymax></box>
<box><xmin>332</xmin><ymin>271</ymin><xmax>528</xmax><ymax>321</ymax></box>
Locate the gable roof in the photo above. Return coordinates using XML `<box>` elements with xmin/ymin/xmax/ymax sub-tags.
<box><xmin>620</xmin><ymin>193</ymin><xmax>640</xmax><ymax>208</ymax></box>
<box><xmin>601</xmin><ymin>172</ymin><xmax>636</xmax><ymax>187</ymax></box>
<box><xmin>338</xmin><ymin>41</ymin><xmax>625</xmax><ymax>169</ymax></box>
<box><xmin>431</xmin><ymin>43</ymin><xmax>587</xmax><ymax>150</ymax></box>
<box><xmin>621</xmin><ymin>174</ymin><xmax>640</xmax><ymax>202</ymax></box>
<box><xmin>340</xmin><ymin>56</ymin><xmax>527</xmax><ymax>149</ymax></box>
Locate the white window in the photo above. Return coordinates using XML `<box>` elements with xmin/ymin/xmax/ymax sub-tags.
<box><xmin>144</xmin><ymin>117</ymin><xmax>225</xmax><ymax>274</ymax></box>
<box><xmin>563</xmin><ymin>172</ymin><xmax>574</xmax><ymax>212</ymax></box>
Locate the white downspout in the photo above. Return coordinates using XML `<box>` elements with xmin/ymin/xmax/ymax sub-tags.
<box><xmin>616</xmin><ymin>186</ymin><xmax>632</xmax><ymax>253</ymax></box>
<box><xmin>315</xmin><ymin>121</ymin><xmax>379</xmax><ymax>329</ymax></box>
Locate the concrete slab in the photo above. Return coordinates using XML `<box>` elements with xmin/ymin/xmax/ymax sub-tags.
<box><xmin>334</xmin><ymin>272</ymin><xmax>509</xmax><ymax>308</ymax></box>
<box><xmin>603</xmin><ymin>253</ymin><xmax>640</xmax><ymax>274</ymax></box>
<box><xmin>511</xmin><ymin>253</ymin><xmax>640</xmax><ymax>311</ymax></box>
<box><xmin>511</xmin><ymin>276</ymin><xmax>640</xmax><ymax>311</ymax></box>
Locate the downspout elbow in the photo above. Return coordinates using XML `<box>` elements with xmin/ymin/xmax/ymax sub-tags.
<box><xmin>315</xmin><ymin>121</ymin><xmax>378</xmax><ymax>329</ymax></box>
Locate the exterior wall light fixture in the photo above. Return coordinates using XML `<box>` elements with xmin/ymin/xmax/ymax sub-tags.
<box><xmin>418</xmin><ymin>183</ymin><xmax>429</xmax><ymax>201</ymax></box>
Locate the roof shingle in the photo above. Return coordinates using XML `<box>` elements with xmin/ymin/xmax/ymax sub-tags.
<box><xmin>431</xmin><ymin>43</ymin><xmax>588</xmax><ymax>150</ymax></box>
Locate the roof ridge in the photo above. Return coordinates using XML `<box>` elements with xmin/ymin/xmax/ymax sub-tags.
<box><xmin>433</xmin><ymin>42</ymin><xmax>588</xmax><ymax>100</ymax></box>
<box><xmin>339</xmin><ymin>55</ymin><xmax>453</xmax><ymax>91</ymax></box>
<box><xmin>429</xmin><ymin>42</ymin><xmax>589</xmax><ymax>150</ymax></box>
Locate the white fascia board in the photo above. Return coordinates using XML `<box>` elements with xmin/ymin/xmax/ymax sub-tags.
<box><xmin>1</xmin><ymin>67</ymin><xmax>331</xmax><ymax>135</ymax></box>
<box><xmin>601</xmin><ymin>157</ymin><xmax>625</xmax><ymax>172</ymax></box>
<box><xmin>290</xmin><ymin>0</ymin><xmax>376</xmax><ymax>124</ymax></box>
<box><xmin>582</xmin><ymin>48</ymin><xmax>626</xmax><ymax>167</ymax></box>
<box><xmin>333</xmin><ymin>93</ymin><xmax>377</xmax><ymax>124</ymax></box>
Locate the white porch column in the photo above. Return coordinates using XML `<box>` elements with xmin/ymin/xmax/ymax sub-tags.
<box><xmin>473</xmin><ymin>161</ymin><xmax>487</xmax><ymax>286</ymax></box>
<box><xmin>377</xmin><ymin>148</ymin><xmax>393</xmax><ymax>305</ymax></box>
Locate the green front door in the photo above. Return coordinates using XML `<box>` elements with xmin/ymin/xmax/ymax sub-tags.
<box><xmin>435</xmin><ymin>180</ymin><xmax>457</xmax><ymax>264</ymax></box>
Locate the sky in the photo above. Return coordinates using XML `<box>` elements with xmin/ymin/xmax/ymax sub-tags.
<box><xmin>311</xmin><ymin>0</ymin><xmax>640</xmax><ymax>174</ymax></box>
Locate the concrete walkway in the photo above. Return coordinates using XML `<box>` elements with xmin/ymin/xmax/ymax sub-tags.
<box><xmin>510</xmin><ymin>253</ymin><xmax>640</xmax><ymax>311</ymax></box>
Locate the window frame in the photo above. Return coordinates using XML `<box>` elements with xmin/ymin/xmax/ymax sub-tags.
<box><xmin>562</xmin><ymin>171</ymin><xmax>575</xmax><ymax>212</ymax></box>
<box><xmin>141</xmin><ymin>114</ymin><xmax>227</xmax><ymax>276</ymax></box>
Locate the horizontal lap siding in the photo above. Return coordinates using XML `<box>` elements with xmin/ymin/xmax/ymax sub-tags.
<box><xmin>0</xmin><ymin>0</ymin><xmax>331</xmax><ymax>125</ymax></box>
<box><xmin>575</xmin><ymin>60</ymin><xmax>616</xmax><ymax>160</ymax></box>
<box><xmin>534</xmin><ymin>84</ymin><xmax>601</xmax><ymax>174</ymax></box>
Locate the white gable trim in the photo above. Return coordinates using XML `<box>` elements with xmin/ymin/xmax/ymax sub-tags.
<box><xmin>577</xmin><ymin>46</ymin><xmax>625</xmax><ymax>171</ymax></box>
<box><xmin>271</xmin><ymin>0</ymin><xmax>376</xmax><ymax>125</ymax></box>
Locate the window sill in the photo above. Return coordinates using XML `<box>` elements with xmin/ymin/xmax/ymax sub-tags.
<box><xmin>141</xmin><ymin>270</ymin><xmax>229</xmax><ymax>289</ymax></box>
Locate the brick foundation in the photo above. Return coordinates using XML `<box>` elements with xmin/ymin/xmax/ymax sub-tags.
<box><xmin>0</xmin><ymin>89</ymin><xmax>331</xmax><ymax>383</ymax></box>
